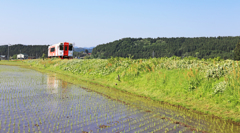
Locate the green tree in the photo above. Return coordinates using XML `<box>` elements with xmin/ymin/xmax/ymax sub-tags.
<box><xmin>234</xmin><ymin>41</ymin><xmax>240</xmax><ymax>60</ymax></box>
<box><xmin>12</xmin><ymin>54</ymin><xmax>17</xmax><ymax>59</ymax></box>
<box><xmin>84</xmin><ymin>55</ymin><xmax>91</xmax><ymax>59</ymax></box>
<box><xmin>85</xmin><ymin>49</ymin><xmax>89</xmax><ymax>54</ymax></box>
<box><xmin>42</xmin><ymin>53</ymin><xmax>46</xmax><ymax>60</ymax></box>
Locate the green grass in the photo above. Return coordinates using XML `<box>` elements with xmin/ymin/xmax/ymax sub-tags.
<box><xmin>1</xmin><ymin>57</ymin><xmax>240</xmax><ymax>123</ymax></box>
<box><xmin>0</xmin><ymin>60</ymin><xmax>25</xmax><ymax>66</ymax></box>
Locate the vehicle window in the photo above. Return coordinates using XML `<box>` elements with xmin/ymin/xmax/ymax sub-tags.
<box><xmin>60</xmin><ymin>44</ymin><xmax>63</xmax><ymax>50</ymax></box>
<box><xmin>50</xmin><ymin>47</ymin><xmax>55</xmax><ymax>52</ymax></box>
<box><xmin>69</xmin><ymin>45</ymin><xmax>73</xmax><ymax>51</ymax></box>
<box><xmin>65</xmin><ymin>46</ymin><xmax>67</xmax><ymax>51</ymax></box>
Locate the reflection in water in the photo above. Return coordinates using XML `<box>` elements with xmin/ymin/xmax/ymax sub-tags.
<box><xmin>47</xmin><ymin>74</ymin><xmax>70</xmax><ymax>99</ymax></box>
<box><xmin>61</xmin><ymin>80</ymin><xmax>69</xmax><ymax>98</ymax></box>
<box><xmin>47</xmin><ymin>75</ymin><xmax>59</xmax><ymax>94</ymax></box>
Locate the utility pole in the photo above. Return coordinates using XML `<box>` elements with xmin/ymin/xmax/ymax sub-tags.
<box><xmin>43</xmin><ymin>49</ymin><xmax>44</xmax><ymax>60</ymax></box>
<box><xmin>8</xmin><ymin>44</ymin><xmax>9</xmax><ymax>61</ymax></box>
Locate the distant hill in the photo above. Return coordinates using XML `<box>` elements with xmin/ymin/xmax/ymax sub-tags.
<box><xmin>73</xmin><ymin>47</ymin><xmax>85</xmax><ymax>52</ymax></box>
<box><xmin>74</xmin><ymin>47</ymin><xmax>94</xmax><ymax>53</ymax></box>
<box><xmin>82</xmin><ymin>47</ymin><xmax>95</xmax><ymax>49</ymax></box>
<box><xmin>92</xmin><ymin>36</ymin><xmax>240</xmax><ymax>59</ymax></box>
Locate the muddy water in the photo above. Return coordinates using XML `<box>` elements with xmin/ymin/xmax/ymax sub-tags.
<box><xmin>0</xmin><ymin>65</ymin><xmax>239</xmax><ymax>133</ymax></box>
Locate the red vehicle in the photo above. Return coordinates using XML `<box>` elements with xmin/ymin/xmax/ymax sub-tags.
<box><xmin>48</xmin><ymin>42</ymin><xmax>73</xmax><ymax>59</ymax></box>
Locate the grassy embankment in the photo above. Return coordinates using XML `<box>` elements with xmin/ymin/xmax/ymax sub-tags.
<box><xmin>1</xmin><ymin>57</ymin><xmax>240</xmax><ymax>123</ymax></box>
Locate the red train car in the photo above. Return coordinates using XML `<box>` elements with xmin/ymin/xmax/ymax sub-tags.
<box><xmin>48</xmin><ymin>42</ymin><xmax>73</xmax><ymax>59</ymax></box>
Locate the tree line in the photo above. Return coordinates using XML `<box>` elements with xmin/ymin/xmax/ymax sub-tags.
<box><xmin>0</xmin><ymin>44</ymin><xmax>49</xmax><ymax>58</ymax></box>
<box><xmin>1</xmin><ymin>36</ymin><xmax>240</xmax><ymax>60</ymax></box>
<box><xmin>91</xmin><ymin>36</ymin><xmax>240</xmax><ymax>59</ymax></box>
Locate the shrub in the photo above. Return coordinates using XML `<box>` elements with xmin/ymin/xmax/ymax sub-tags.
<box><xmin>212</xmin><ymin>81</ymin><xmax>227</xmax><ymax>94</ymax></box>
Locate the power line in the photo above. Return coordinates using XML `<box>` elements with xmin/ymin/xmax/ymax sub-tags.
<box><xmin>0</xmin><ymin>43</ymin><xmax>52</xmax><ymax>46</ymax></box>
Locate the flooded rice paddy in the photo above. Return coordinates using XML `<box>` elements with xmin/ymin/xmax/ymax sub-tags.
<box><xmin>0</xmin><ymin>65</ymin><xmax>239</xmax><ymax>133</ymax></box>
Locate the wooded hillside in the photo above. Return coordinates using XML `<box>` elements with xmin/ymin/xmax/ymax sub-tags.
<box><xmin>92</xmin><ymin>36</ymin><xmax>240</xmax><ymax>59</ymax></box>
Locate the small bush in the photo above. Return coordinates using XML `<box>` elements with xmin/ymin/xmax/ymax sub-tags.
<box><xmin>212</xmin><ymin>81</ymin><xmax>227</xmax><ymax>94</ymax></box>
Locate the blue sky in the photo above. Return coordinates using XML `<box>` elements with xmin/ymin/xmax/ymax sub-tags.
<box><xmin>0</xmin><ymin>0</ymin><xmax>239</xmax><ymax>47</ymax></box>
